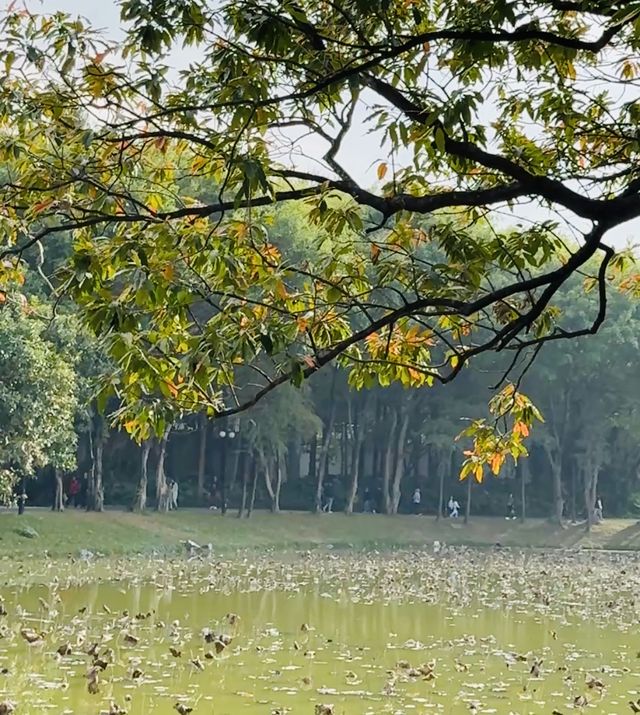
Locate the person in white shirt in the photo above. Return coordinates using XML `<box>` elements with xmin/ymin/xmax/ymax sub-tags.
<box><xmin>451</xmin><ymin>499</ymin><xmax>460</xmax><ymax>518</ymax></box>
<box><xmin>412</xmin><ymin>488</ymin><xmax>421</xmax><ymax>514</ymax></box>
<box><xmin>169</xmin><ymin>480</ymin><xmax>179</xmax><ymax>510</ymax></box>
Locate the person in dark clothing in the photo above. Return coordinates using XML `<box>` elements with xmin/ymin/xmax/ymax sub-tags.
<box><xmin>322</xmin><ymin>480</ymin><xmax>334</xmax><ymax>513</ymax></box>
<box><xmin>506</xmin><ymin>493</ymin><xmax>516</xmax><ymax>520</ymax></box>
<box><xmin>363</xmin><ymin>487</ymin><xmax>372</xmax><ymax>513</ymax></box>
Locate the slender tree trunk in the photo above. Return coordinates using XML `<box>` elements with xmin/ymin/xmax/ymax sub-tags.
<box><xmin>238</xmin><ymin>453</ymin><xmax>250</xmax><ymax>518</ymax></box>
<box><xmin>132</xmin><ymin>440</ymin><xmax>151</xmax><ymax>512</ymax></box>
<box><xmin>345</xmin><ymin>397</ymin><xmax>365</xmax><ymax>515</ymax></box>
<box><xmin>287</xmin><ymin>438</ymin><xmax>301</xmax><ymax>481</ymax></box>
<box><xmin>314</xmin><ymin>369</ymin><xmax>338</xmax><ymax>512</ymax></box>
<box><xmin>464</xmin><ymin>475</ymin><xmax>472</xmax><ymax>524</ymax></box>
<box><xmin>308</xmin><ymin>435</ymin><xmax>317</xmax><ymax>481</ymax></box>
<box><xmin>197</xmin><ymin>414</ymin><xmax>208</xmax><ymax>503</ymax></box>
<box><xmin>570</xmin><ymin>461</ymin><xmax>577</xmax><ymax>523</ymax></box>
<box><xmin>544</xmin><ymin>445</ymin><xmax>564</xmax><ymax>525</ymax></box>
<box><xmin>229</xmin><ymin>442</ymin><xmax>241</xmax><ymax>493</ymax></box>
<box><xmin>220</xmin><ymin>437</ymin><xmax>228</xmax><ymax>515</ymax></box>
<box><xmin>274</xmin><ymin>455</ymin><xmax>282</xmax><ymax>513</ymax></box>
<box><xmin>382</xmin><ymin>410</ymin><xmax>398</xmax><ymax>514</ymax></box>
<box><xmin>262</xmin><ymin>453</ymin><xmax>282</xmax><ymax>514</ymax></box>
<box><xmin>86</xmin><ymin>413</ymin><xmax>105</xmax><ymax>512</ymax></box>
<box><xmin>155</xmin><ymin>425</ymin><xmax>171</xmax><ymax>512</ymax></box>
<box><xmin>583</xmin><ymin>461</ymin><xmax>600</xmax><ymax>532</ymax></box>
<box><xmin>340</xmin><ymin>422</ymin><xmax>348</xmax><ymax>482</ymax></box>
<box><xmin>390</xmin><ymin>409</ymin><xmax>409</xmax><ymax>514</ymax></box>
<box><xmin>315</xmin><ymin>412</ymin><xmax>335</xmax><ymax>512</ymax></box>
<box><xmin>436</xmin><ymin>450</ymin><xmax>446</xmax><ymax>521</ymax></box>
<box><xmin>247</xmin><ymin>458</ymin><xmax>258</xmax><ymax>518</ymax></box>
<box><xmin>52</xmin><ymin>469</ymin><xmax>65</xmax><ymax>512</ymax></box>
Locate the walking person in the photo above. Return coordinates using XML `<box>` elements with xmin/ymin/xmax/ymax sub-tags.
<box><xmin>447</xmin><ymin>496</ymin><xmax>455</xmax><ymax>517</ymax></box>
<box><xmin>450</xmin><ymin>497</ymin><xmax>460</xmax><ymax>518</ymax></box>
<box><xmin>506</xmin><ymin>493</ymin><xmax>516</xmax><ymax>520</ymax></box>
<box><xmin>171</xmin><ymin>479</ymin><xmax>179</xmax><ymax>510</ymax></box>
<box><xmin>412</xmin><ymin>487</ymin><xmax>421</xmax><ymax>515</ymax></box>
<box><xmin>68</xmin><ymin>476</ymin><xmax>81</xmax><ymax>508</ymax></box>
<box><xmin>594</xmin><ymin>496</ymin><xmax>603</xmax><ymax>522</ymax></box>
<box><xmin>322</xmin><ymin>480</ymin><xmax>334</xmax><ymax>513</ymax></box>
<box><xmin>363</xmin><ymin>487</ymin><xmax>372</xmax><ymax>513</ymax></box>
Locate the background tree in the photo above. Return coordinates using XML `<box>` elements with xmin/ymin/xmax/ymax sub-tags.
<box><xmin>0</xmin><ymin>298</ymin><xmax>78</xmax><ymax>504</ymax></box>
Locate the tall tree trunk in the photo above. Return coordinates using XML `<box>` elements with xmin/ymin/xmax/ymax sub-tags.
<box><xmin>390</xmin><ymin>409</ymin><xmax>409</xmax><ymax>514</ymax></box>
<box><xmin>87</xmin><ymin>413</ymin><xmax>105</xmax><ymax>512</ymax></box>
<box><xmin>197</xmin><ymin>414</ymin><xmax>208</xmax><ymax>503</ymax></box>
<box><xmin>132</xmin><ymin>440</ymin><xmax>151</xmax><ymax>512</ymax></box>
<box><xmin>344</xmin><ymin>396</ymin><xmax>364</xmax><ymax>515</ymax></box>
<box><xmin>155</xmin><ymin>425</ymin><xmax>171</xmax><ymax>511</ymax></box>
<box><xmin>345</xmin><ymin>437</ymin><xmax>362</xmax><ymax>514</ymax></box>
<box><xmin>382</xmin><ymin>410</ymin><xmax>398</xmax><ymax>514</ymax></box>
<box><xmin>229</xmin><ymin>441</ymin><xmax>241</xmax><ymax>494</ymax></box>
<box><xmin>220</xmin><ymin>436</ymin><xmax>228</xmax><ymax>515</ymax></box>
<box><xmin>287</xmin><ymin>437</ymin><xmax>301</xmax><ymax>481</ymax></box>
<box><xmin>544</xmin><ymin>444</ymin><xmax>564</xmax><ymax>525</ymax></box>
<box><xmin>247</xmin><ymin>458</ymin><xmax>258</xmax><ymax>518</ymax></box>
<box><xmin>340</xmin><ymin>422</ymin><xmax>348</xmax><ymax>482</ymax></box>
<box><xmin>464</xmin><ymin>475</ymin><xmax>472</xmax><ymax>524</ymax></box>
<box><xmin>583</xmin><ymin>460</ymin><xmax>600</xmax><ymax>532</ymax></box>
<box><xmin>238</xmin><ymin>453</ymin><xmax>250</xmax><ymax>518</ymax></box>
<box><xmin>52</xmin><ymin>469</ymin><xmax>65</xmax><ymax>512</ymax></box>
<box><xmin>263</xmin><ymin>453</ymin><xmax>282</xmax><ymax>513</ymax></box>
<box><xmin>570</xmin><ymin>461</ymin><xmax>577</xmax><ymax>523</ymax></box>
<box><xmin>308</xmin><ymin>434</ymin><xmax>317</xmax><ymax>481</ymax></box>
<box><xmin>436</xmin><ymin>449</ymin><xmax>447</xmax><ymax>521</ymax></box>
<box><xmin>315</xmin><ymin>397</ymin><xmax>336</xmax><ymax>512</ymax></box>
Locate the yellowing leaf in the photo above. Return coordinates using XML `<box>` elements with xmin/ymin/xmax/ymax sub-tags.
<box><xmin>275</xmin><ymin>280</ymin><xmax>289</xmax><ymax>299</ymax></box>
<box><xmin>370</xmin><ymin>243</ymin><xmax>381</xmax><ymax>264</ymax></box>
<box><xmin>377</xmin><ymin>162</ymin><xmax>388</xmax><ymax>180</ymax></box>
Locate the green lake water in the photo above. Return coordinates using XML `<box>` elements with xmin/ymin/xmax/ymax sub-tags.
<box><xmin>0</xmin><ymin>549</ymin><xmax>639</xmax><ymax>714</ymax></box>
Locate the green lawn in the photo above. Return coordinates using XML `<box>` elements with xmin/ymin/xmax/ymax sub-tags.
<box><xmin>1</xmin><ymin>508</ymin><xmax>640</xmax><ymax>557</ymax></box>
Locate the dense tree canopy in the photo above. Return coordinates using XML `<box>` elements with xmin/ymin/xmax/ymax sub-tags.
<box><xmin>1</xmin><ymin>0</ymin><xmax>639</xmax><ymax>441</ymax></box>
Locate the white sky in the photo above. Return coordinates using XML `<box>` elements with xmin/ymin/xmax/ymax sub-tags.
<box><xmin>33</xmin><ymin>0</ymin><xmax>640</xmax><ymax>249</ymax></box>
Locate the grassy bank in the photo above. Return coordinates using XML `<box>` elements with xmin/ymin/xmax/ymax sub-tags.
<box><xmin>1</xmin><ymin>508</ymin><xmax>640</xmax><ymax>557</ymax></box>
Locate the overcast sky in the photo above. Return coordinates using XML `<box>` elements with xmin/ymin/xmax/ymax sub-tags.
<box><xmin>33</xmin><ymin>0</ymin><xmax>639</xmax><ymax>249</ymax></box>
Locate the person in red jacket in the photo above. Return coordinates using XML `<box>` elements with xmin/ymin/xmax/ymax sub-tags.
<box><xmin>68</xmin><ymin>476</ymin><xmax>81</xmax><ymax>508</ymax></box>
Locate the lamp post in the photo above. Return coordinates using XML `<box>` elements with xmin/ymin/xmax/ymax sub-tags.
<box><xmin>218</xmin><ymin>423</ymin><xmax>238</xmax><ymax>515</ymax></box>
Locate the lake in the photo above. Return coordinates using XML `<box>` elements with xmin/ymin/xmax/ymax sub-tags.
<box><xmin>0</xmin><ymin>547</ymin><xmax>639</xmax><ymax>713</ymax></box>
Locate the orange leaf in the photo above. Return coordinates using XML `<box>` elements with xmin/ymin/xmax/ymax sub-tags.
<box><xmin>489</xmin><ymin>453</ymin><xmax>503</xmax><ymax>475</ymax></box>
<box><xmin>0</xmin><ymin>291</ymin><xmax>5</xmax><ymax>303</ymax></box>
<box><xmin>93</xmin><ymin>51</ymin><xmax>109</xmax><ymax>64</ymax></box>
<box><xmin>275</xmin><ymin>280</ymin><xmax>289</xmax><ymax>300</ymax></box>
<box><xmin>377</xmin><ymin>162</ymin><xmax>388</xmax><ymax>180</ymax></box>
<box><xmin>370</xmin><ymin>243</ymin><xmax>381</xmax><ymax>264</ymax></box>
<box><xmin>162</xmin><ymin>264</ymin><xmax>174</xmax><ymax>281</ymax></box>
